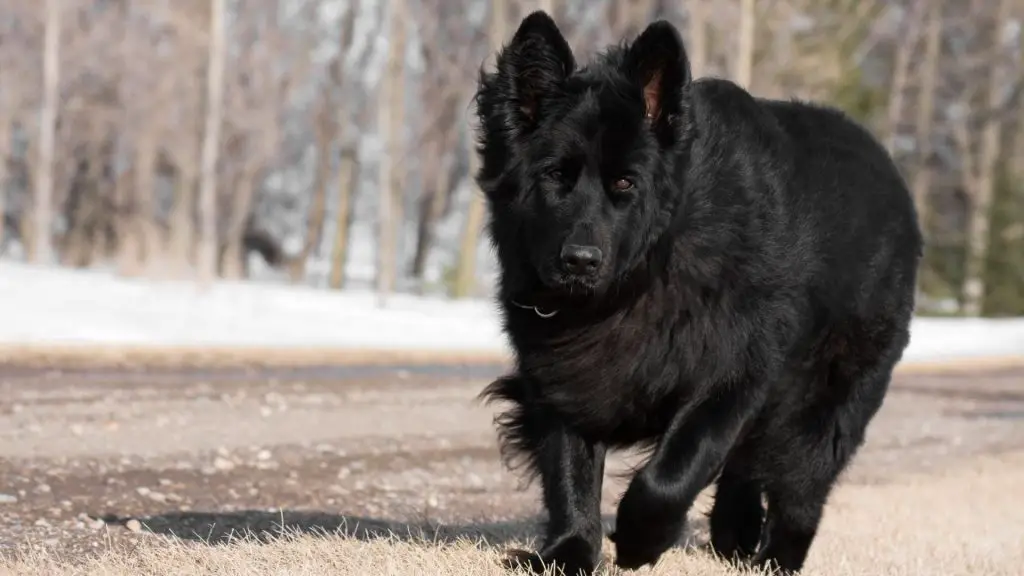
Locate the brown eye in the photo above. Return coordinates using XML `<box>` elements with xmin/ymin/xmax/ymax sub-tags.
<box><xmin>613</xmin><ymin>178</ymin><xmax>634</xmax><ymax>192</ymax></box>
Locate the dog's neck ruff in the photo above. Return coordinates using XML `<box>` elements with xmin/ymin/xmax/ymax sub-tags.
<box><xmin>510</xmin><ymin>300</ymin><xmax>559</xmax><ymax>318</ymax></box>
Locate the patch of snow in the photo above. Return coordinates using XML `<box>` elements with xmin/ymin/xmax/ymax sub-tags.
<box><xmin>903</xmin><ymin>317</ymin><xmax>1024</xmax><ymax>362</ymax></box>
<box><xmin>0</xmin><ymin>262</ymin><xmax>506</xmax><ymax>352</ymax></box>
<box><xmin>0</xmin><ymin>261</ymin><xmax>1022</xmax><ymax>364</ymax></box>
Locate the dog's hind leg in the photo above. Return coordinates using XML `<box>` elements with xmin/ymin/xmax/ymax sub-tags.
<box><xmin>754</xmin><ymin>330</ymin><xmax>902</xmax><ymax>574</ymax></box>
<box><xmin>709</xmin><ymin>467</ymin><xmax>765</xmax><ymax>561</ymax></box>
<box><xmin>754</xmin><ymin>478</ymin><xmax>829</xmax><ymax>575</ymax></box>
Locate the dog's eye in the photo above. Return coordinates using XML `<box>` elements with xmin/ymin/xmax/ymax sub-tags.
<box><xmin>612</xmin><ymin>178</ymin><xmax>634</xmax><ymax>192</ymax></box>
<box><xmin>545</xmin><ymin>169</ymin><xmax>563</xmax><ymax>181</ymax></box>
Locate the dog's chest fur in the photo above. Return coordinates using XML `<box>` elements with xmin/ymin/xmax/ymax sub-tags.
<box><xmin>503</xmin><ymin>281</ymin><xmax>760</xmax><ymax>447</ymax></box>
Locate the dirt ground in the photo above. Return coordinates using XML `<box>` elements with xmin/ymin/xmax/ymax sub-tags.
<box><xmin>1</xmin><ymin>361</ymin><xmax>1023</xmax><ymax>575</ymax></box>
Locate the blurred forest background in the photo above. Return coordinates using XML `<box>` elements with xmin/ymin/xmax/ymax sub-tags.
<box><xmin>0</xmin><ymin>0</ymin><xmax>1022</xmax><ymax>316</ymax></box>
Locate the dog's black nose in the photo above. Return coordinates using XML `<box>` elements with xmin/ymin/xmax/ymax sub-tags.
<box><xmin>560</xmin><ymin>244</ymin><xmax>603</xmax><ymax>275</ymax></box>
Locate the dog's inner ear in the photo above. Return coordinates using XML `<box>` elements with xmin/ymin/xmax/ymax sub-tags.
<box><xmin>625</xmin><ymin>21</ymin><xmax>692</xmax><ymax>124</ymax></box>
<box><xmin>642</xmin><ymin>70</ymin><xmax>663</xmax><ymax>121</ymax></box>
<box><xmin>499</xmin><ymin>11</ymin><xmax>575</xmax><ymax>126</ymax></box>
<box><xmin>518</xmin><ymin>63</ymin><xmax>561</xmax><ymax>123</ymax></box>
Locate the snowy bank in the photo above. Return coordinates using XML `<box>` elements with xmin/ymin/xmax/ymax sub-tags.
<box><xmin>0</xmin><ymin>262</ymin><xmax>506</xmax><ymax>353</ymax></box>
<box><xmin>1</xmin><ymin>262</ymin><xmax>1022</xmax><ymax>364</ymax></box>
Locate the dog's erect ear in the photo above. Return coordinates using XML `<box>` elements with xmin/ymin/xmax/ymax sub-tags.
<box><xmin>494</xmin><ymin>11</ymin><xmax>575</xmax><ymax>127</ymax></box>
<box><xmin>623</xmin><ymin>20</ymin><xmax>691</xmax><ymax>124</ymax></box>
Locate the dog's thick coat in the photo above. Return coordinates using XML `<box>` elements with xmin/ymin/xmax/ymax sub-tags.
<box><xmin>474</xmin><ymin>12</ymin><xmax>922</xmax><ymax>575</ymax></box>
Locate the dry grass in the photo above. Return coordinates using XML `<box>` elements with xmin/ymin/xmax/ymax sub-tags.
<box><xmin>4</xmin><ymin>452</ymin><xmax>1022</xmax><ymax>576</ymax></box>
<box><xmin>0</xmin><ymin>536</ymin><xmax>759</xmax><ymax>576</ymax></box>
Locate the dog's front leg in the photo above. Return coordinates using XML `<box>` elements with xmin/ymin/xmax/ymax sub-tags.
<box><xmin>504</xmin><ymin>414</ymin><xmax>606</xmax><ymax>576</ymax></box>
<box><xmin>611</xmin><ymin>385</ymin><xmax>765</xmax><ymax>570</ymax></box>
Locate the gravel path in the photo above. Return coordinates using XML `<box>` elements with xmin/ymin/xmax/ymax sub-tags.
<box><xmin>2</xmin><ymin>363</ymin><xmax>1023</xmax><ymax>562</ymax></box>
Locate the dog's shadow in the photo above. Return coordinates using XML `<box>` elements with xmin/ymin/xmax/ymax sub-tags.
<box><xmin>102</xmin><ymin>509</ymin><xmax>607</xmax><ymax>549</ymax></box>
<box><xmin>103</xmin><ymin>509</ymin><xmax>707</xmax><ymax>552</ymax></box>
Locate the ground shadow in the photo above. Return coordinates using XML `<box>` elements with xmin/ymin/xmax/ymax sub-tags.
<box><xmin>100</xmin><ymin>509</ymin><xmax>619</xmax><ymax>549</ymax></box>
<box><xmin>101</xmin><ymin>509</ymin><xmax>706</xmax><ymax>552</ymax></box>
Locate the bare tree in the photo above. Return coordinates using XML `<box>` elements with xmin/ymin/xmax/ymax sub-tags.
<box><xmin>291</xmin><ymin>94</ymin><xmax>334</xmax><ymax>282</ymax></box>
<box><xmin>409</xmin><ymin>98</ymin><xmax>459</xmax><ymax>283</ymax></box>
<box><xmin>115</xmin><ymin>3</ymin><xmax>148</xmax><ymax>276</ymax></box>
<box><xmin>688</xmin><ymin>0</ymin><xmax>710</xmax><ymax>78</ymax></box>
<box><xmin>453</xmin><ymin>0</ymin><xmax>507</xmax><ymax>299</ymax></box>
<box><xmin>910</xmin><ymin>0</ymin><xmax>943</xmax><ymax>227</ymax></box>
<box><xmin>735</xmin><ymin>0</ymin><xmax>756</xmax><ymax>88</ymax></box>
<box><xmin>957</xmin><ymin>0</ymin><xmax>1016</xmax><ymax>316</ymax></box>
<box><xmin>220</xmin><ymin>3</ymin><xmax>289</xmax><ymax>280</ymax></box>
<box><xmin>163</xmin><ymin>1</ymin><xmax>209</xmax><ymax>276</ymax></box>
<box><xmin>125</xmin><ymin>129</ymin><xmax>159</xmax><ymax>275</ymax></box>
<box><xmin>328</xmin><ymin>149</ymin><xmax>358</xmax><ymax>289</ymax></box>
<box><xmin>115</xmin><ymin>20</ymin><xmax>177</xmax><ymax>278</ymax></box>
<box><xmin>30</xmin><ymin>0</ymin><xmax>61</xmax><ymax>264</ymax></box>
<box><xmin>761</xmin><ymin>0</ymin><xmax>885</xmax><ymax>105</ymax></box>
<box><xmin>376</xmin><ymin>0</ymin><xmax>407</xmax><ymax>303</ymax></box>
<box><xmin>197</xmin><ymin>0</ymin><xmax>227</xmax><ymax>287</ymax></box>
<box><xmin>409</xmin><ymin>0</ymin><xmax>483</xmax><ymax>286</ymax></box>
<box><xmin>0</xmin><ymin>116</ymin><xmax>9</xmax><ymax>248</ymax></box>
<box><xmin>883</xmin><ymin>0</ymin><xmax>925</xmax><ymax>155</ymax></box>
<box><xmin>0</xmin><ymin>0</ymin><xmax>43</xmax><ymax>257</ymax></box>
<box><xmin>327</xmin><ymin>2</ymin><xmax>372</xmax><ymax>290</ymax></box>
<box><xmin>0</xmin><ymin>3</ymin><xmax>28</xmax><ymax>255</ymax></box>
<box><xmin>295</xmin><ymin>4</ymin><xmax>358</xmax><ymax>283</ymax></box>
<box><xmin>0</xmin><ymin>0</ymin><xmax>1019</xmax><ymax>316</ymax></box>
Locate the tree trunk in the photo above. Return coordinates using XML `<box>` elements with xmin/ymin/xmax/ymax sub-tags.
<box><xmin>0</xmin><ymin>116</ymin><xmax>9</xmax><ymax>251</ymax></box>
<box><xmin>735</xmin><ymin>0</ymin><xmax>756</xmax><ymax>89</ymax></box>
<box><xmin>688</xmin><ymin>0</ymin><xmax>709</xmax><ymax>78</ymax></box>
<box><xmin>117</xmin><ymin>133</ymin><xmax>157</xmax><ymax>277</ymax></box>
<box><xmin>883</xmin><ymin>1</ymin><xmax>924</xmax><ymax>155</ymax></box>
<box><xmin>328</xmin><ymin>149</ymin><xmax>357</xmax><ymax>290</ymax></box>
<box><xmin>137</xmin><ymin>135</ymin><xmax>163</xmax><ymax>275</ymax></box>
<box><xmin>30</xmin><ymin>0</ymin><xmax>61</xmax><ymax>265</ymax></box>
<box><xmin>961</xmin><ymin>0</ymin><xmax>1010</xmax><ymax>317</ymax></box>
<box><xmin>454</xmin><ymin>0</ymin><xmax>506</xmax><ymax>299</ymax></box>
<box><xmin>410</xmin><ymin>183</ymin><xmax>435</xmax><ymax>286</ymax></box>
<box><xmin>168</xmin><ymin>154</ymin><xmax>199</xmax><ymax>276</ymax></box>
<box><xmin>164</xmin><ymin>4</ymin><xmax>205</xmax><ymax>279</ymax></box>
<box><xmin>910</xmin><ymin>0</ymin><xmax>942</xmax><ymax>228</ymax></box>
<box><xmin>410</xmin><ymin>134</ymin><xmax>453</xmax><ymax>283</ymax></box>
<box><xmin>220</xmin><ymin>169</ymin><xmax>257</xmax><ymax>280</ymax></box>
<box><xmin>376</xmin><ymin>0</ymin><xmax>407</xmax><ymax>304</ymax></box>
<box><xmin>389</xmin><ymin>16</ymin><xmax>408</xmax><ymax>296</ymax></box>
<box><xmin>197</xmin><ymin>0</ymin><xmax>226</xmax><ymax>288</ymax></box>
<box><xmin>292</xmin><ymin>102</ymin><xmax>333</xmax><ymax>283</ymax></box>
<box><xmin>453</xmin><ymin>151</ymin><xmax>485</xmax><ymax>299</ymax></box>
<box><xmin>114</xmin><ymin>165</ymin><xmax>142</xmax><ymax>275</ymax></box>
<box><xmin>62</xmin><ymin>133</ymin><xmax>108</xmax><ymax>268</ymax></box>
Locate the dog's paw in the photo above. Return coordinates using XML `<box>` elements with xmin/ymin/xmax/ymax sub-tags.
<box><xmin>609</xmin><ymin>528</ymin><xmax>679</xmax><ymax>570</ymax></box>
<box><xmin>501</xmin><ymin>535</ymin><xmax>599</xmax><ymax>576</ymax></box>
<box><xmin>611</xmin><ymin>475</ymin><xmax>687</xmax><ymax>570</ymax></box>
<box><xmin>501</xmin><ymin>549</ymin><xmax>551</xmax><ymax>574</ymax></box>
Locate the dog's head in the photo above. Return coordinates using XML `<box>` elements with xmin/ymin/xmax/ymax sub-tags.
<box><xmin>474</xmin><ymin>12</ymin><xmax>694</xmax><ymax>300</ymax></box>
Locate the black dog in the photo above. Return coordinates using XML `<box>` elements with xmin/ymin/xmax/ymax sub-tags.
<box><xmin>474</xmin><ymin>11</ymin><xmax>922</xmax><ymax>576</ymax></box>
